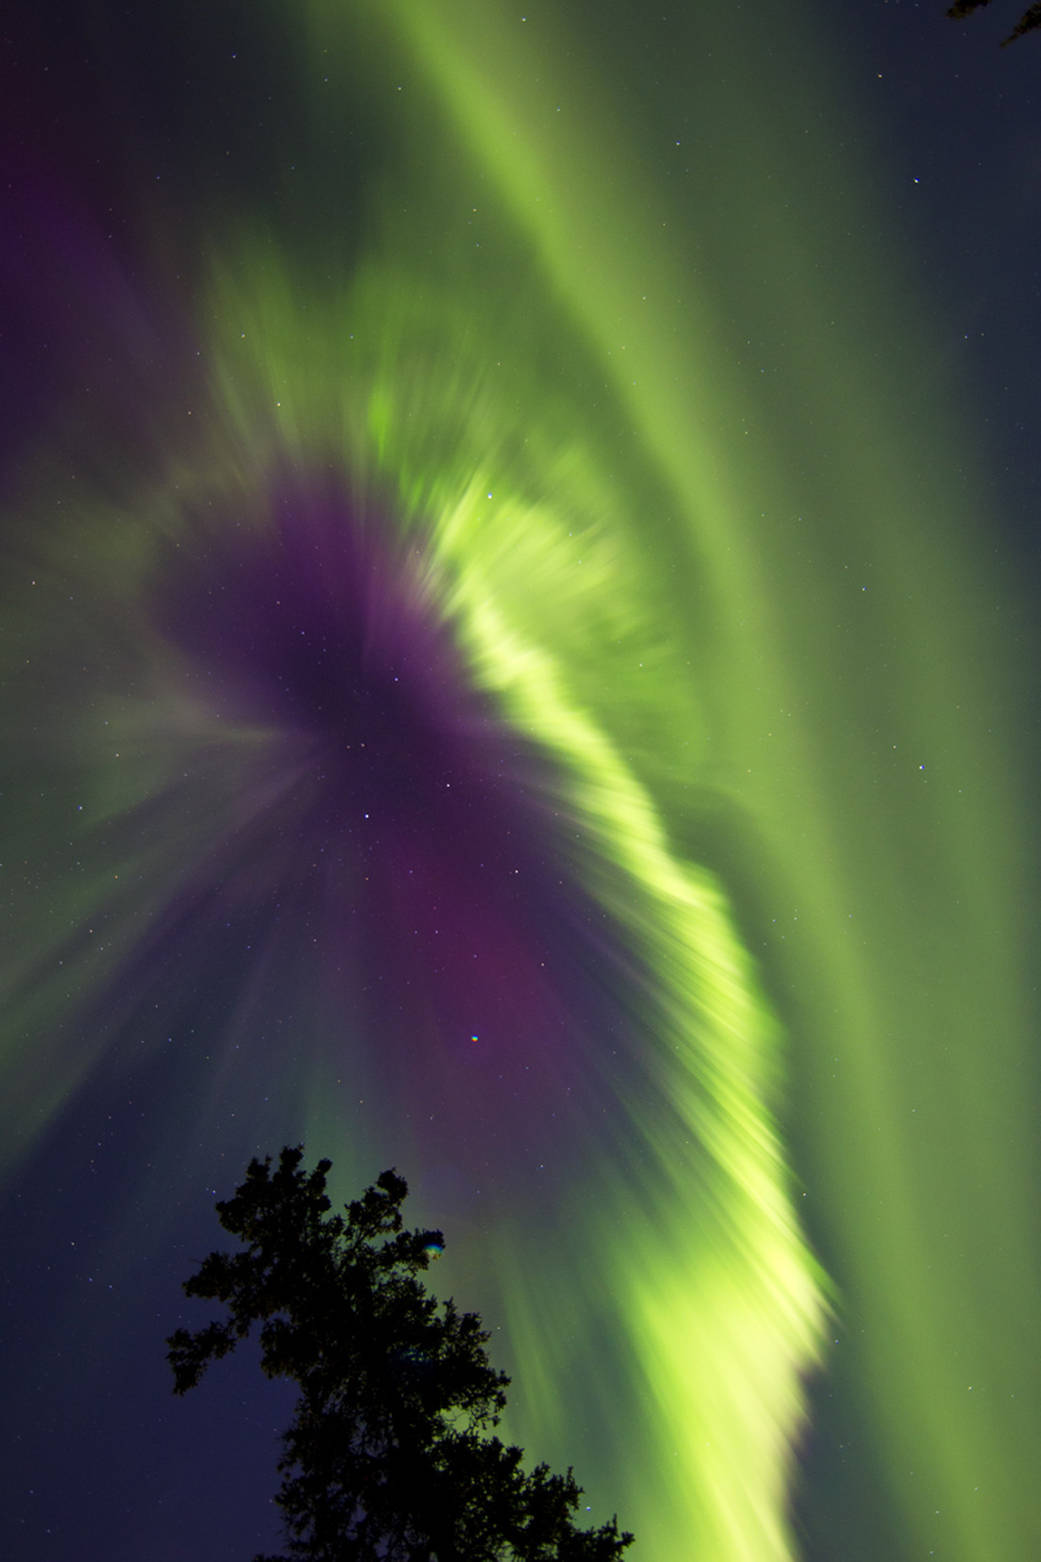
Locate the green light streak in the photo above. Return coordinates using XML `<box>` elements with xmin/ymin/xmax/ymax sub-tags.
<box><xmin>197</xmin><ymin>8</ymin><xmax>833</xmax><ymax>1545</ymax></box>
<box><xmin>294</xmin><ymin>3</ymin><xmax>1037</xmax><ymax>1556</ymax></box>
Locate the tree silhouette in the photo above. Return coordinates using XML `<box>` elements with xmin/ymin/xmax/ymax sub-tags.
<box><xmin>168</xmin><ymin>1146</ymin><xmax>634</xmax><ymax>1562</ymax></box>
<box><xmin>946</xmin><ymin>0</ymin><xmax>1041</xmax><ymax>45</ymax></box>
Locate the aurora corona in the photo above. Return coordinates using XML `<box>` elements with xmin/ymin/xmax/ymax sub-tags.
<box><xmin>2</xmin><ymin>4</ymin><xmax>1038</xmax><ymax>1562</ymax></box>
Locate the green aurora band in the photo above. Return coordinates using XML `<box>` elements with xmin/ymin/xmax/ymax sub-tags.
<box><xmin>3</xmin><ymin>3</ymin><xmax>1039</xmax><ymax>1559</ymax></box>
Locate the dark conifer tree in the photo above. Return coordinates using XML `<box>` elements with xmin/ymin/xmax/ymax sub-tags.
<box><xmin>946</xmin><ymin>0</ymin><xmax>1041</xmax><ymax>45</ymax></box>
<box><xmin>168</xmin><ymin>1147</ymin><xmax>633</xmax><ymax>1562</ymax></box>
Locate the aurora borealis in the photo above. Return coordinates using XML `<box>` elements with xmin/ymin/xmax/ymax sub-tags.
<box><xmin>2</xmin><ymin>4</ymin><xmax>1040</xmax><ymax>1560</ymax></box>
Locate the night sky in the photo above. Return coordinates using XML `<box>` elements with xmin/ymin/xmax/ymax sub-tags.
<box><xmin>2</xmin><ymin>4</ymin><xmax>1040</xmax><ymax>1561</ymax></box>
